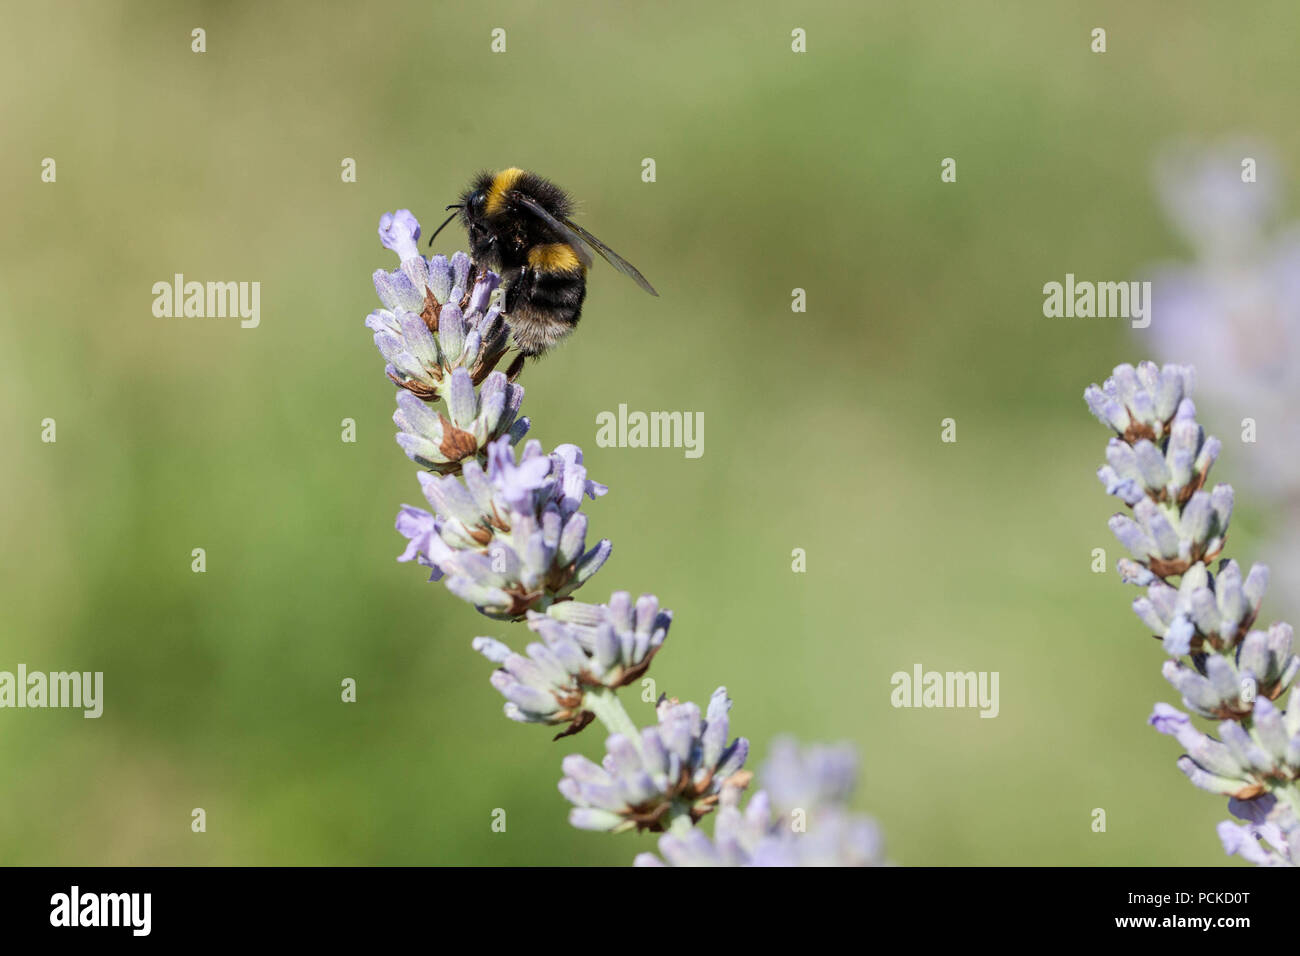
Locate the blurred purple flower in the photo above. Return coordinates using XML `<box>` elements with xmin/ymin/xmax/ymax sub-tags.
<box><xmin>1144</xmin><ymin>142</ymin><xmax>1300</xmax><ymax>609</ymax></box>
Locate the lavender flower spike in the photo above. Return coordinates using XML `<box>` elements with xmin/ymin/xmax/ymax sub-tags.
<box><xmin>560</xmin><ymin>688</ymin><xmax>750</xmax><ymax>833</ymax></box>
<box><xmin>1086</xmin><ymin>361</ymin><xmax>1300</xmax><ymax>866</ymax></box>
<box><xmin>392</xmin><ymin>370</ymin><xmax>527</xmax><ymax>473</ymax></box>
<box><xmin>366</xmin><ymin>214</ymin><xmax>891</xmax><ymax>866</ymax></box>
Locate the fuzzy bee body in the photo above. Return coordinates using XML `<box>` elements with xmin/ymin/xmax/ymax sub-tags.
<box><xmin>429</xmin><ymin>168</ymin><xmax>656</xmax><ymax>358</ymax></box>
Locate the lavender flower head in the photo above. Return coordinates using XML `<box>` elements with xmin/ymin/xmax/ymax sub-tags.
<box><xmin>560</xmin><ymin>687</ymin><xmax>750</xmax><ymax>833</ymax></box>
<box><xmin>472</xmin><ymin>591</ymin><xmax>670</xmax><ymax>737</ymax></box>
<box><xmin>369</xmin><ymin>210</ymin><xmax>520</xmax><ymax>472</ymax></box>
<box><xmin>397</xmin><ymin>436</ymin><xmax>611</xmax><ymax>619</ymax></box>
<box><xmin>1148</xmin><ymin>699</ymin><xmax>1300</xmax><ymax>804</ymax></box>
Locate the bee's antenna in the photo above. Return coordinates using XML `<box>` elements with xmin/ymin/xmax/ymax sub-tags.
<box><xmin>427</xmin><ymin>206</ymin><xmax>461</xmax><ymax>247</ymax></box>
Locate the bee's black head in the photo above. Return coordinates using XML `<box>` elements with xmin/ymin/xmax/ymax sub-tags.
<box><xmin>462</xmin><ymin>190</ymin><xmax>487</xmax><ymax>223</ymax></box>
<box><xmin>459</xmin><ymin>171</ymin><xmax>498</xmax><ymax>224</ymax></box>
<box><xmin>428</xmin><ymin>169</ymin><xmax>526</xmax><ymax>254</ymax></box>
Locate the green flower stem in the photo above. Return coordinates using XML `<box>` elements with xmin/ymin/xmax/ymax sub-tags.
<box><xmin>667</xmin><ymin>808</ymin><xmax>696</xmax><ymax>837</ymax></box>
<box><xmin>584</xmin><ymin>687</ymin><xmax>643</xmax><ymax>756</ymax></box>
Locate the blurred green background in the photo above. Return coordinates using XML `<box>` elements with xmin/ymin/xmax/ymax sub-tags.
<box><xmin>2</xmin><ymin>0</ymin><xmax>1297</xmax><ymax>865</ymax></box>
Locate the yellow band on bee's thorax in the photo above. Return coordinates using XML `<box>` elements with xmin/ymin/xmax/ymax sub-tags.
<box><xmin>486</xmin><ymin>168</ymin><xmax>525</xmax><ymax>215</ymax></box>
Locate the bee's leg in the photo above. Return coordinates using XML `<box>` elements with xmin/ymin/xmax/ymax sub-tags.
<box><xmin>458</xmin><ymin>260</ymin><xmax>480</xmax><ymax>309</ymax></box>
<box><xmin>503</xmin><ymin>266</ymin><xmax>533</xmax><ymax>315</ymax></box>
<box><xmin>505</xmin><ymin>353</ymin><xmax>527</xmax><ymax>380</ymax></box>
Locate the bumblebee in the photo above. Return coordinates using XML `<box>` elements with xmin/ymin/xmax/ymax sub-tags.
<box><xmin>428</xmin><ymin>168</ymin><xmax>657</xmax><ymax>359</ymax></box>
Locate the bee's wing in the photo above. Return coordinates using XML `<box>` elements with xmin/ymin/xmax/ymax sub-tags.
<box><xmin>509</xmin><ymin>193</ymin><xmax>593</xmax><ymax>268</ymax></box>
<box><xmin>561</xmin><ymin>218</ymin><xmax>658</xmax><ymax>296</ymax></box>
<box><xmin>510</xmin><ymin>193</ymin><xmax>658</xmax><ymax>296</ymax></box>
